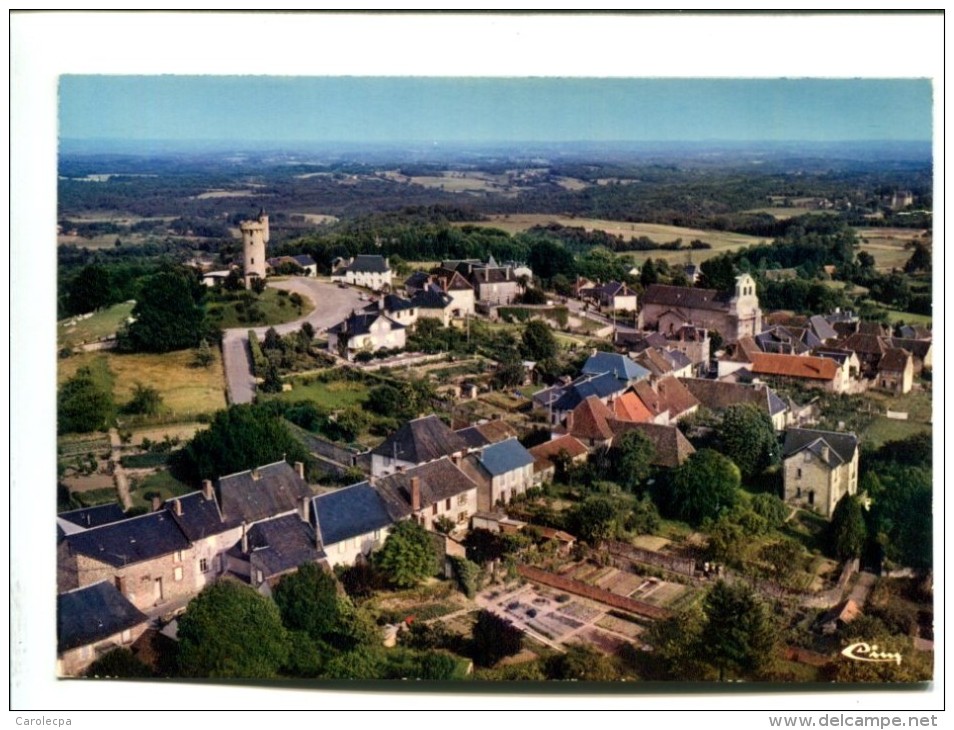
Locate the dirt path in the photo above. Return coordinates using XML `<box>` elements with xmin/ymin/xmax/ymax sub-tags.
<box><xmin>109</xmin><ymin>428</ymin><xmax>132</xmax><ymax>510</ymax></box>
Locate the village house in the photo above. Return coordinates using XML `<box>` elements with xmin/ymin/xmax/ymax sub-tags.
<box><xmin>459</xmin><ymin>437</ymin><xmax>536</xmax><ymax>510</ymax></box>
<box><xmin>631</xmin><ymin>375</ymin><xmax>700</xmax><ymax>425</ymax></box>
<box><xmin>581</xmin><ymin>351</ymin><xmax>650</xmax><ymax>387</ymax></box>
<box><xmin>266</xmin><ymin>254</ymin><xmax>318</xmax><ymax>277</ymax></box>
<box><xmin>455</xmin><ymin>418</ymin><xmax>519</xmax><ymax>450</ymax></box>
<box><xmin>661</xmin><ymin>325</ymin><xmax>711</xmax><ymax>372</ymax></box>
<box><xmin>610</xmin><ymin>391</ymin><xmax>655</xmax><ymax>424</ymax></box>
<box><xmin>442</xmin><ymin>256</ymin><xmax>521</xmax><ymax>305</ymax></box>
<box><xmin>782</xmin><ymin>428</ymin><xmax>859</xmax><ymax>519</ymax></box>
<box><xmin>226</xmin><ymin>509</ymin><xmax>324</xmax><ymax>594</ymax></box>
<box><xmin>409</xmin><ymin>288</ymin><xmax>455</xmax><ymax>326</ymax></box>
<box><xmin>58</xmin><ymin>509</ymin><xmax>196</xmax><ymax>612</ymax></box>
<box><xmin>57</xmin><ymin>581</ymin><xmax>150</xmax><ymax>677</ymax></box>
<box><xmin>215</xmin><ymin>460</ymin><xmax>313</xmax><ymax>525</ymax></box>
<box><xmin>534</xmin><ymin>371</ymin><xmax>628</xmax><ymax>425</ymax></box>
<box><xmin>312</xmin><ymin>481</ymin><xmax>401</xmax><ymax>569</ymax></box>
<box><xmin>376</xmin><ymin>457</ymin><xmax>480</xmax><ymax>531</ymax></box>
<box><xmin>363</xmin><ymin>294</ymin><xmax>418</xmax><ymax>328</ymax></box>
<box><xmin>557</xmin><ymin>396</ymin><xmax>617</xmax><ymax>451</ymax></box>
<box><xmin>876</xmin><ymin>347</ymin><xmax>914</xmax><ymax>395</ymax></box>
<box><xmin>527</xmin><ymin>434</ymin><xmax>589</xmax><ymax>485</ymax></box>
<box><xmin>370</xmin><ymin>414</ymin><xmax>469</xmax><ymax>477</ymax></box>
<box><xmin>886</xmin><ymin>337</ymin><xmax>932</xmax><ymax>374</ymax></box>
<box><xmin>639</xmin><ymin>274</ymin><xmax>763</xmax><ymax>343</ymax></box>
<box><xmin>580</xmin><ymin>280</ymin><xmax>637</xmax><ymax>312</ymax></box>
<box><xmin>755</xmin><ymin>324</ymin><xmax>823</xmax><ymax>356</ymax></box>
<box><xmin>416</xmin><ymin>269</ymin><xmax>477</xmax><ymax>318</ymax></box>
<box><xmin>679</xmin><ymin>377</ymin><xmax>790</xmax><ymax>431</ymax></box>
<box><xmin>609</xmin><ymin>421</ymin><xmax>696</xmax><ymax>469</ymax></box>
<box><xmin>748</xmin><ymin>352</ymin><xmax>851</xmax><ymax>393</ymax></box>
<box><xmin>331</xmin><ymin>254</ymin><xmax>392</xmax><ymax>291</ymax></box>
<box><xmin>326</xmin><ymin>309</ymin><xmax>406</xmax><ymax>360</ymax></box>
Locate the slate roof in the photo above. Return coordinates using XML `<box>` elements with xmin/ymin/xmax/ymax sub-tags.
<box><xmin>455</xmin><ymin>420</ymin><xmax>518</xmax><ymax>449</ymax></box>
<box><xmin>292</xmin><ymin>254</ymin><xmax>317</xmax><ymax>267</ymax></box>
<box><xmin>582</xmin><ymin>352</ymin><xmax>650</xmax><ymax>384</ymax></box>
<box><xmin>327</xmin><ymin>310</ymin><xmax>404</xmax><ymax>337</ymax></box>
<box><xmin>348</xmin><ymin>254</ymin><xmax>390</xmax><ymax>273</ymax></box>
<box><xmin>476</xmin><ymin>438</ymin><xmax>535</xmax><ymax>477</ymax></box>
<box><xmin>404</xmin><ymin>271</ymin><xmax>431</xmax><ymax>291</ymax></box>
<box><xmin>609</xmin><ymin>421</ymin><xmax>696</xmax><ymax>468</ymax></box>
<box><xmin>58</xmin><ymin>503</ymin><xmax>127</xmax><ymax>530</ymax></box>
<box><xmin>614</xmin><ymin>330</ymin><xmax>667</xmax><ymax>353</ymax></box>
<box><xmin>633</xmin><ymin>376</ymin><xmax>699</xmax><ymax>420</ymax></box>
<box><xmin>663</xmin><ymin>349</ymin><xmax>693</xmax><ymax>371</ymax></box>
<box><xmin>164</xmin><ymin>491</ymin><xmax>237</xmax><ymax>542</ymax></box>
<box><xmin>782</xmin><ymin>428</ymin><xmax>858</xmax><ymax>466</ymax></box>
<box><xmin>898</xmin><ymin>324</ymin><xmax>931</xmax><ymax>340</ymax></box>
<box><xmin>375</xmin><ymin>458</ymin><xmax>479</xmax><ymax>514</ymax></box>
<box><xmin>809</xmin><ymin>315</ymin><xmax>839</xmax><ymax>342</ymax></box>
<box><xmin>444</xmin><ymin>271</ymin><xmax>474</xmax><ymax>291</ymax></box>
<box><xmin>756</xmin><ymin>326</ymin><xmax>820</xmax><ymax>355</ymax></box>
<box><xmin>372</xmin><ymin>414</ymin><xmax>468</xmax><ymax>463</ymax></box>
<box><xmin>749</xmin><ymin>353</ymin><xmax>840</xmax><ymax>381</ymax></box>
<box><xmin>57</xmin><ymin>581</ymin><xmax>149</xmax><ymax>653</ymax></box>
<box><xmin>552</xmin><ymin>372</ymin><xmax>625</xmax><ymax>412</ymax></box>
<box><xmin>455</xmin><ymin>425</ymin><xmax>490</xmax><ymax>450</ymax></box>
<box><xmin>472</xmin><ymin>267</ymin><xmax>513</xmax><ymax>284</ymax></box>
<box><xmin>234</xmin><ymin>512</ymin><xmax>325</xmax><ymax>578</ymax></box>
<box><xmin>642</xmin><ymin>284</ymin><xmax>731</xmax><ymax>312</ymax></box>
<box><xmin>217</xmin><ymin>461</ymin><xmax>313</xmax><ymax>524</ymax></box>
<box><xmin>839</xmin><ymin>332</ymin><xmax>888</xmax><ymax>358</ymax></box>
<box><xmin>409</xmin><ymin>289</ymin><xmax>453</xmax><ymax>310</ymax></box>
<box><xmin>364</xmin><ymin>294</ymin><xmax>414</xmax><ymax>314</ymax></box>
<box><xmin>65</xmin><ymin>511</ymin><xmax>191</xmax><ymax>568</ymax></box>
<box><xmin>567</xmin><ymin>396</ymin><xmax>616</xmax><ymax>442</ymax></box>
<box><xmin>887</xmin><ymin>338</ymin><xmax>931</xmax><ymax>361</ymax></box>
<box><xmin>634</xmin><ymin>348</ymin><xmax>675</xmax><ymax>378</ymax></box>
<box><xmin>312</xmin><ymin>482</ymin><xmax>398</xmax><ymax>547</ymax></box>
<box><xmin>527</xmin><ymin>435</ymin><xmax>589</xmax><ymax>474</ymax></box>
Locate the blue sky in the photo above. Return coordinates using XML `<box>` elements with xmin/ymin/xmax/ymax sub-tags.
<box><xmin>59</xmin><ymin>76</ymin><xmax>932</xmax><ymax>145</ymax></box>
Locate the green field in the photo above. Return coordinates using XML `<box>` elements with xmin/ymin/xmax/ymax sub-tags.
<box><xmin>741</xmin><ymin>207</ymin><xmax>819</xmax><ymax>220</ymax></box>
<box><xmin>854</xmin><ymin>227</ymin><xmax>929</xmax><ymax>271</ymax></box>
<box><xmin>884</xmin><ymin>308</ymin><xmax>933</xmax><ymax>326</ymax></box>
<box><xmin>59</xmin><ymin>350</ymin><xmax>227</xmax><ymax>417</ymax></box>
<box><xmin>268</xmin><ymin>376</ymin><xmax>370</xmax><ymax>410</ymax></box>
<box><xmin>206</xmin><ymin>287</ymin><xmax>314</xmax><ymax>329</ymax></box>
<box><xmin>58</xmin><ymin>301</ymin><xmax>135</xmax><ymax>349</ymax></box>
<box><xmin>128</xmin><ymin>470</ymin><xmax>194</xmax><ymax>509</ymax></box>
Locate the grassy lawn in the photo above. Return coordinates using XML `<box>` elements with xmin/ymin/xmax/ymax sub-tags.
<box><xmin>883</xmin><ymin>308</ymin><xmax>932</xmax><ymax>326</ymax></box>
<box><xmin>862</xmin><ymin>418</ymin><xmax>931</xmax><ymax>449</ymax></box>
<box><xmin>59</xmin><ymin>350</ymin><xmax>227</xmax><ymax>416</ymax></box>
<box><xmin>205</xmin><ymin>287</ymin><xmax>313</xmax><ymax>329</ymax></box>
<box><xmin>58</xmin><ymin>301</ymin><xmax>135</xmax><ymax>349</ymax></box>
<box><xmin>853</xmin><ymin>227</ymin><xmax>928</xmax><ymax>271</ymax></box>
<box><xmin>741</xmin><ymin>207</ymin><xmax>819</xmax><ymax>220</ymax></box>
<box><xmin>128</xmin><ymin>470</ymin><xmax>194</xmax><ymax>509</ymax></box>
<box><xmin>268</xmin><ymin>376</ymin><xmax>371</xmax><ymax>410</ymax></box>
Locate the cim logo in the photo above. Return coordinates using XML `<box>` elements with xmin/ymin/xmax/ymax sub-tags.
<box><xmin>841</xmin><ymin>642</ymin><xmax>903</xmax><ymax>666</ymax></box>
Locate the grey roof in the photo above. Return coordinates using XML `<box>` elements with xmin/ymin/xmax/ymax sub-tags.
<box><xmin>235</xmin><ymin>513</ymin><xmax>325</xmax><ymax>579</ymax></box>
<box><xmin>455</xmin><ymin>425</ymin><xmax>490</xmax><ymax>449</ymax></box>
<box><xmin>312</xmin><ymin>482</ymin><xmax>397</xmax><ymax>546</ymax></box>
<box><xmin>375</xmin><ymin>458</ymin><xmax>479</xmax><ymax>512</ymax></box>
<box><xmin>409</xmin><ymin>289</ymin><xmax>453</xmax><ymax>310</ymax></box>
<box><xmin>809</xmin><ymin>315</ymin><xmax>839</xmax><ymax>342</ymax></box>
<box><xmin>477</xmin><ymin>438</ymin><xmax>535</xmax><ymax>477</ymax></box>
<box><xmin>642</xmin><ymin>284</ymin><xmax>731</xmax><ymax>312</ymax></box>
<box><xmin>65</xmin><ymin>511</ymin><xmax>191</xmax><ymax>568</ymax></box>
<box><xmin>217</xmin><ymin>461</ymin><xmax>313</xmax><ymax>524</ymax></box>
<box><xmin>58</xmin><ymin>581</ymin><xmax>149</xmax><ymax>653</ymax></box>
<box><xmin>164</xmin><ymin>491</ymin><xmax>238</xmax><ymax>542</ymax></box>
<box><xmin>552</xmin><ymin>372</ymin><xmax>625</xmax><ymax>412</ymax></box>
<box><xmin>58</xmin><ymin>503</ymin><xmax>127</xmax><ymax>530</ymax></box>
<box><xmin>348</xmin><ymin>254</ymin><xmax>390</xmax><ymax>273</ymax></box>
<box><xmin>783</xmin><ymin>428</ymin><xmax>858</xmax><ymax>466</ymax></box>
<box><xmin>292</xmin><ymin>254</ymin><xmax>317</xmax><ymax>267</ymax></box>
<box><xmin>767</xmin><ymin>389</ymin><xmax>788</xmax><ymax>417</ymax></box>
<box><xmin>371</xmin><ymin>415</ymin><xmax>468</xmax><ymax>463</ymax></box>
<box><xmin>662</xmin><ymin>349</ymin><xmax>693</xmax><ymax>371</ymax></box>
<box><xmin>614</xmin><ymin>330</ymin><xmax>667</xmax><ymax>353</ymax></box>
<box><xmin>404</xmin><ymin>271</ymin><xmax>431</xmax><ymax>290</ymax></box>
<box><xmin>582</xmin><ymin>352</ymin><xmax>650</xmax><ymax>384</ymax></box>
<box><xmin>327</xmin><ymin>310</ymin><xmax>404</xmax><ymax>337</ymax></box>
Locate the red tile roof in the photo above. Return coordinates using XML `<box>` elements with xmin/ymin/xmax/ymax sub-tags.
<box><xmin>750</xmin><ymin>353</ymin><xmax>839</xmax><ymax>381</ymax></box>
<box><xmin>611</xmin><ymin>392</ymin><xmax>655</xmax><ymax>423</ymax></box>
<box><xmin>527</xmin><ymin>435</ymin><xmax>589</xmax><ymax>474</ymax></box>
<box><xmin>568</xmin><ymin>396</ymin><xmax>616</xmax><ymax>442</ymax></box>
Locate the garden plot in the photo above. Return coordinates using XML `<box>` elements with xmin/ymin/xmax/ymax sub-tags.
<box><xmin>595</xmin><ymin>613</ymin><xmax>646</xmax><ymax>640</ymax></box>
<box><xmin>629</xmin><ymin>578</ymin><xmax>687</xmax><ymax>607</ymax></box>
<box><xmin>599</xmin><ymin>570</ymin><xmax>646</xmax><ymax>597</ymax></box>
<box><xmin>573</xmin><ymin>627</ymin><xmax>630</xmax><ymax>655</ymax></box>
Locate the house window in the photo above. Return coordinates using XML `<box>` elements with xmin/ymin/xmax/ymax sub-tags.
<box><xmin>445</xmin><ymin>498</ymin><xmax>452</xmax><ymax>511</ymax></box>
<box><xmin>338</xmin><ymin>542</ymin><xmax>346</xmax><ymax>554</ymax></box>
<box><xmin>457</xmin><ymin>494</ymin><xmax>467</xmax><ymax>506</ymax></box>
<box><xmin>458</xmin><ymin>512</ymin><xmax>467</xmax><ymax>523</ymax></box>
<box><xmin>199</xmin><ymin>558</ymin><xmax>209</xmax><ymax>573</ymax></box>
<box><xmin>796</xmin><ymin>487</ymin><xmax>802</xmax><ymax>498</ymax></box>
<box><xmin>255</xmin><ymin>569</ymin><xmax>264</xmax><ymax>584</ymax></box>
<box><xmin>173</xmin><ymin>567</ymin><xmax>183</xmax><ymax>582</ymax></box>
<box><xmin>174</xmin><ymin>550</ymin><xmax>183</xmax><ymax>563</ymax></box>
<box><xmin>796</xmin><ymin>468</ymin><xmax>802</xmax><ymax>479</ymax></box>
<box><xmin>432</xmin><ymin>504</ymin><xmax>438</xmax><ymax>516</ymax></box>
<box><xmin>373</xmin><ymin>529</ymin><xmax>381</xmax><ymax>541</ymax></box>
<box><xmin>808</xmin><ymin>490</ymin><xmax>815</xmax><ymax>506</ymax></box>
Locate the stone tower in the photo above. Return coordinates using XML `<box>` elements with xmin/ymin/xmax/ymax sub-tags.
<box><xmin>728</xmin><ymin>273</ymin><xmax>762</xmax><ymax>339</ymax></box>
<box><xmin>239</xmin><ymin>209</ymin><xmax>269</xmax><ymax>288</ymax></box>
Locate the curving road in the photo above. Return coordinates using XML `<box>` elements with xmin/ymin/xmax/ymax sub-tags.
<box><xmin>221</xmin><ymin>278</ymin><xmax>364</xmax><ymax>404</ymax></box>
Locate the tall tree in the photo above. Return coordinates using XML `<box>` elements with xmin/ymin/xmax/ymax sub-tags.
<box><xmin>521</xmin><ymin>320</ymin><xmax>558</xmax><ymax>361</ymax></box>
<box><xmin>67</xmin><ymin>263</ymin><xmax>115</xmax><ymax>315</ymax></box>
<box><xmin>120</xmin><ymin>268</ymin><xmax>208</xmax><ymax>353</ymax></box>
<box><xmin>471</xmin><ymin>610</ymin><xmax>523</xmax><ymax>667</ymax></box>
<box><xmin>716</xmin><ymin>403</ymin><xmax>779</xmax><ymax>480</ymax></box>
<box><xmin>177</xmin><ymin>580</ymin><xmax>290</xmax><ymax>678</ymax></box>
<box><xmin>57</xmin><ymin>365</ymin><xmax>115</xmax><ymax>434</ymax></box>
<box><xmin>666</xmin><ymin>449</ymin><xmax>740</xmax><ymax>526</ymax></box>
<box><xmin>701</xmin><ymin>580</ymin><xmax>777</xmax><ymax>681</ymax></box>
<box><xmin>374</xmin><ymin>519</ymin><xmax>439</xmax><ymax>589</ymax></box>
<box><xmin>173</xmin><ymin>403</ymin><xmax>309</xmax><ymax>482</ymax></box>
<box><xmin>611</xmin><ymin>430</ymin><xmax>656</xmax><ymax>492</ymax></box>
<box><xmin>698</xmin><ymin>254</ymin><xmax>737</xmax><ymax>292</ymax></box>
<box><xmin>828</xmin><ymin>494</ymin><xmax>867</xmax><ymax>561</ymax></box>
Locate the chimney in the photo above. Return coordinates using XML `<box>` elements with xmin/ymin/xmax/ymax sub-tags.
<box><xmin>202</xmin><ymin>479</ymin><xmax>214</xmax><ymax>501</ymax></box>
<box><xmin>452</xmin><ymin>453</ymin><xmax>462</xmax><ymax>467</ymax></box>
<box><xmin>396</xmin><ymin>464</ymin><xmax>406</xmax><ymax>474</ymax></box>
<box><xmin>294</xmin><ymin>461</ymin><xmax>305</xmax><ymax>480</ymax></box>
<box><xmin>251</xmin><ymin>468</ymin><xmax>260</xmax><ymax>481</ymax></box>
<box><xmin>173</xmin><ymin>499</ymin><xmax>183</xmax><ymax>517</ymax></box>
<box><xmin>821</xmin><ymin>444</ymin><xmax>831</xmax><ymax>462</ymax></box>
<box><xmin>300</xmin><ymin>495</ymin><xmax>311</xmax><ymax>523</ymax></box>
<box><xmin>115</xmin><ymin>575</ymin><xmax>127</xmax><ymax>597</ymax></box>
<box><xmin>566</xmin><ymin>412</ymin><xmax>575</xmax><ymax>433</ymax></box>
<box><xmin>410</xmin><ymin>476</ymin><xmax>422</xmax><ymax>513</ymax></box>
<box><xmin>151</xmin><ymin>496</ymin><xmax>162</xmax><ymax>512</ymax></box>
<box><xmin>241</xmin><ymin>523</ymin><xmax>249</xmax><ymax>554</ymax></box>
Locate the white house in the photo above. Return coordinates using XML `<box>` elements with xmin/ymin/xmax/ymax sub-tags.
<box><xmin>331</xmin><ymin>255</ymin><xmax>392</xmax><ymax>291</ymax></box>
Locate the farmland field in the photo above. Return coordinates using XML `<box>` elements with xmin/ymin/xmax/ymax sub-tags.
<box><xmin>267</xmin><ymin>376</ymin><xmax>370</xmax><ymax>410</ymax></box>
<box><xmin>380</xmin><ymin>170</ymin><xmax>515</xmax><ymax>194</ymax></box>
<box><xmin>741</xmin><ymin>207</ymin><xmax>819</xmax><ymax>219</ymax></box>
<box><xmin>854</xmin><ymin>227</ymin><xmax>929</xmax><ymax>270</ymax></box>
<box><xmin>59</xmin><ymin>350</ymin><xmax>227</xmax><ymax>416</ymax></box>
<box><xmin>461</xmin><ymin>215</ymin><xmax>768</xmax><ymax>265</ymax></box>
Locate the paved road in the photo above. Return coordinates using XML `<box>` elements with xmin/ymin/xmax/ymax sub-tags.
<box><xmin>555</xmin><ymin>293</ymin><xmax>638</xmax><ymax>335</ymax></box>
<box><xmin>221</xmin><ymin>278</ymin><xmax>363</xmax><ymax>404</ymax></box>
